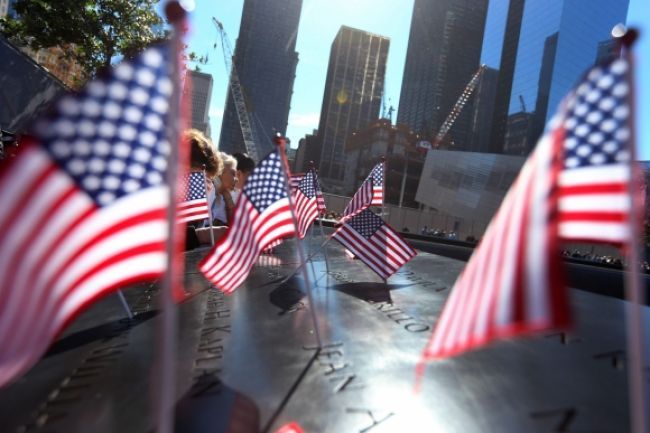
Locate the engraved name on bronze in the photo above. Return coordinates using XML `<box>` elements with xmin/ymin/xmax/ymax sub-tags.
<box><xmin>346</xmin><ymin>407</ymin><xmax>395</xmax><ymax>432</ymax></box>
<box><xmin>189</xmin><ymin>289</ymin><xmax>232</xmax><ymax>397</ymax></box>
<box><xmin>395</xmin><ymin>270</ymin><xmax>444</xmax><ymax>289</ymax></box>
<box><xmin>308</xmin><ymin>342</ymin><xmax>365</xmax><ymax>394</ymax></box>
<box><xmin>17</xmin><ymin>283</ymin><xmax>157</xmax><ymax>431</ymax></box>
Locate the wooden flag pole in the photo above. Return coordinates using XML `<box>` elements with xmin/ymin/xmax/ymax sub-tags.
<box><xmin>618</xmin><ymin>27</ymin><xmax>647</xmax><ymax>433</ymax></box>
<box><xmin>276</xmin><ymin>134</ymin><xmax>322</xmax><ymax>349</ymax></box>
<box><xmin>156</xmin><ymin>2</ymin><xmax>189</xmax><ymax>432</ymax></box>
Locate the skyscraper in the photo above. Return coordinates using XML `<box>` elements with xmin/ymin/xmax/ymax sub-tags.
<box><xmin>218</xmin><ymin>0</ymin><xmax>302</xmax><ymax>156</ymax></box>
<box><xmin>0</xmin><ymin>0</ymin><xmax>16</xmax><ymax>18</ymax></box>
<box><xmin>397</xmin><ymin>0</ymin><xmax>488</xmax><ymax>150</ymax></box>
<box><xmin>315</xmin><ymin>26</ymin><xmax>389</xmax><ymax>186</ymax></box>
<box><xmin>486</xmin><ymin>0</ymin><xmax>524</xmax><ymax>153</ymax></box>
<box><xmin>468</xmin><ymin>66</ymin><xmax>499</xmax><ymax>153</ymax></box>
<box><xmin>186</xmin><ymin>69</ymin><xmax>213</xmax><ymax>137</ymax></box>
<box><xmin>487</xmin><ymin>0</ymin><xmax>629</xmax><ymax>155</ymax></box>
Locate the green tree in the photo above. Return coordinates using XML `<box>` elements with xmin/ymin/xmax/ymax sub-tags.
<box><xmin>0</xmin><ymin>0</ymin><xmax>167</xmax><ymax>79</ymax></box>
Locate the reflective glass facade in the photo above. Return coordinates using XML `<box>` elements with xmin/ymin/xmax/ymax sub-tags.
<box><xmin>316</xmin><ymin>26</ymin><xmax>389</xmax><ymax>184</ymax></box>
<box><xmin>397</xmin><ymin>0</ymin><xmax>488</xmax><ymax>150</ymax></box>
<box><xmin>218</xmin><ymin>0</ymin><xmax>302</xmax><ymax>156</ymax></box>
<box><xmin>488</xmin><ymin>0</ymin><xmax>629</xmax><ymax>155</ymax></box>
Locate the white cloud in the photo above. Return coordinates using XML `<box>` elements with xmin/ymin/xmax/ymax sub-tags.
<box><xmin>289</xmin><ymin>112</ymin><xmax>320</xmax><ymax>127</ymax></box>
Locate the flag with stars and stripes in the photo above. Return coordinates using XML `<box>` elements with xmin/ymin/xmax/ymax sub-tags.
<box><xmin>314</xmin><ymin>170</ymin><xmax>327</xmax><ymax>214</ymax></box>
<box><xmin>333</xmin><ymin>209</ymin><xmax>416</xmax><ymax>279</ymax></box>
<box><xmin>177</xmin><ymin>171</ymin><xmax>210</xmax><ymax>223</ymax></box>
<box><xmin>290</xmin><ymin>173</ymin><xmax>303</xmax><ymax>192</ymax></box>
<box><xmin>557</xmin><ymin>59</ymin><xmax>633</xmax><ymax>244</ymax></box>
<box><xmin>0</xmin><ymin>45</ymin><xmax>173</xmax><ymax>387</ymax></box>
<box><xmin>421</xmin><ymin>58</ymin><xmax>633</xmax><ymax>362</ymax></box>
<box><xmin>293</xmin><ymin>168</ymin><xmax>322</xmax><ymax>238</ymax></box>
<box><xmin>342</xmin><ymin>161</ymin><xmax>384</xmax><ymax>222</ymax></box>
<box><xmin>200</xmin><ymin>150</ymin><xmax>297</xmax><ymax>293</ymax></box>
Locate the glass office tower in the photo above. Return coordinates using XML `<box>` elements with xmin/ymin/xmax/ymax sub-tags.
<box><xmin>316</xmin><ymin>26</ymin><xmax>389</xmax><ymax>184</ymax></box>
<box><xmin>397</xmin><ymin>0</ymin><xmax>488</xmax><ymax>150</ymax></box>
<box><xmin>487</xmin><ymin>0</ymin><xmax>629</xmax><ymax>155</ymax></box>
<box><xmin>218</xmin><ymin>0</ymin><xmax>302</xmax><ymax>156</ymax></box>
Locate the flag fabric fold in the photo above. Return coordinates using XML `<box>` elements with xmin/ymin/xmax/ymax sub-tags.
<box><xmin>290</xmin><ymin>173</ymin><xmax>304</xmax><ymax>192</ymax></box>
<box><xmin>314</xmin><ymin>171</ymin><xmax>327</xmax><ymax>214</ymax></box>
<box><xmin>341</xmin><ymin>161</ymin><xmax>384</xmax><ymax>221</ymax></box>
<box><xmin>199</xmin><ymin>150</ymin><xmax>296</xmax><ymax>293</ymax></box>
<box><xmin>421</xmin><ymin>57</ymin><xmax>631</xmax><ymax>361</ymax></box>
<box><xmin>332</xmin><ymin>208</ymin><xmax>416</xmax><ymax>279</ymax></box>
<box><xmin>177</xmin><ymin>171</ymin><xmax>209</xmax><ymax>223</ymax></box>
<box><xmin>0</xmin><ymin>45</ymin><xmax>174</xmax><ymax>387</ymax></box>
<box><xmin>293</xmin><ymin>168</ymin><xmax>322</xmax><ymax>238</ymax></box>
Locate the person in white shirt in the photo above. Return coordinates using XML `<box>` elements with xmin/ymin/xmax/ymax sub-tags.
<box><xmin>209</xmin><ymin>152</ymin><xmax>238</xmax><ymax>226</ymax></box>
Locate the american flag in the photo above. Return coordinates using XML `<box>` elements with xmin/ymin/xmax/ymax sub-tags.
<box><xmin>177</xmin><ymin>171</ymin><xmax>209</xmax><ymax>223</ymax></box>
<box><xmin>342</xmin><ymin>161</ymin><xmax>384</xmax><ymax>221</ymax></box>
<box><xmin>262</xmin><ymin>237</ymin><xmax>284</xmax><ymax>253</ymax></box>
<box><xmin>557</xmin><ymin>58</ymin><xmax>632</xmax><ymax>244</ymax></box>
<box><xmin>333</xmin><ymin>209</ymin><xmax>416</xmax><ymax>279</ymax></box>
<box><xmin>293</xmin><ymin>168</ymin><xmax>320</xmax><ymax>238</ymax></box>
<box><xmin>200</xmin><ymin>150</ymin><xmax>297</xmax><ymax>293</ymax></box>
<box><xmin>0</xmin><ymin>45</ymin><xmax>173</xmax><ymax>387</ymax></box>
<box><xmin>314</xmin><ymin>169</ymin><xmax>327</xmax><ymax>214</ymax></box>
<box><xmin>421</xmin><ymin>58</ymin><xmax>631</xmax><ymax>360</ymax></box>
<box><xmin>290</xmin><ymin>173</ymin><xmax>304</xmax><ymax>192</ymax></box>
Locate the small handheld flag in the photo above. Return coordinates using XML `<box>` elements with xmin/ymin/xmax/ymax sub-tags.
<box><xmin>421</xmin><ymin>57</ymin><xmax>632</xmax><ymax>362</ymax></box>
<box><xmin>293</xmin><ymin>168</ymin><xmax>321</xmax><ymax>238</ymax></box>
<box><xmin>199</xmin><ymin>149</ymin><xmax>297</xmax><ymax>293</ymax></box>
<box><xmin>342</xmin><ymin>160</ymin><xmax>384</xmax><ymax>221</ymax></box>
<box><xmin>0</xmin><ymin>44</ymin><xmax>173</xmax><ymax>387</ymax></box>
<box><xmin>333</xmin><ymin>208</ymin><xmax>416</xmax><ymax>279</ymax></box>
<box><xmin>177</xmin><ymin>171</ymin><xmax>210</xmax><ymax>223</ymax></box>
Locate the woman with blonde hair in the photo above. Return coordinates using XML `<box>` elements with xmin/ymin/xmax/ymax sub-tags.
<box><xmin>210</xmin><ymin>152</ymin><xmax>238</xmax><ymax>226</ymax></box>
<box><xmin>184</xmin><ymin>129</ymin><xmax>222</xmax><ymax>249</ymax></box>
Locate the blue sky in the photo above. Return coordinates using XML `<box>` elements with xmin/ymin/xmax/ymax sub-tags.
<box><xmin>184</xmin><ymin>0</ymin><xmax>649</xmax><ymax>160</ymax></box>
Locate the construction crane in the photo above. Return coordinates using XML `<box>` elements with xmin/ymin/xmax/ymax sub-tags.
<box><xmin>212</xmin><ymin>17</ymin><xmax>260</xmax><ymax>162</ymax></box>
<box><xmin>432</xmin><ymin>64</ymin><xmax>487</xmax><ymax>148</ymax></box>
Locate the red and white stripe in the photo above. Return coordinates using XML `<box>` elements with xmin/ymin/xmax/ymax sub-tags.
<box><xmin>371</xmin><ymin>185</ymin><xmax>383</xmax><ymax>206</ymax></box>
<box><xmin>200</xmin><ymin>198</ymin><xmax>295</xmax><ymax>293</ymax></box>
<box><xmin>341</xmin><ymin>181</ymin><xmax>372</xmax><ymax>222</ymax></box>
<box><xmin>290</xmin><ymin>173</ymin><xmax>303</xmax><ymax>192</ymax></box>
<box><xmin>333</xmin><ymin>221</ymin><xmax>417</xmax><ymax>280</ymax></box>
<box><xmin>177</xmin><ymin>198</ymin><xmax>209</xmax><ymax>223</ymax></box>
<box><xmin>263</xmin><ymin>237</ymin><xmax>284</xmax><ymax>253</ymax></box>
<box><xmin>421</xmin><ymin>129</ymin><xmax>568</xmax><ymax>359</ymax></box>
<box><xmin>316</xmin><ymin>190</ymin><xmax>326</xmax><ymax>214</ymax></box>
<box><xmin>293</xmin><ymin>188</ymin><xmax>318</xmax><ymax>239</ymax></box>
<box><xmin>557</xmin><ymin>164</ymin><xmax>630</xmax><ymax>243</ymax></box>
<box><xmin>0</xmin><ymin>143</ymin><xmax>168</xmax><ymax>387</ymax></box>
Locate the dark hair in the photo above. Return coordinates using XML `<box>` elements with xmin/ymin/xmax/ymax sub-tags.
<box><xmin>233</xmin><ymin>152</ymin><xmax>255</xmax><ymax>173</ymax></box>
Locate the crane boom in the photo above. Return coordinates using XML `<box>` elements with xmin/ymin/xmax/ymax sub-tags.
<box><xmin>433</xmin><ymin>64</ymin><xmax>487</xmax><ymax>147</ymax></box>
<box><xmin>212</xmin><ymin>18</ymin><xmax>260</xmax><ymax>162</ymax></box>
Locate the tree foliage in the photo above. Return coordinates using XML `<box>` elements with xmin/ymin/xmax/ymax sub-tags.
<box><xmin>0</xmin><ymin>0</ymin><xmax>167</xmax><ymax>78</ymax></box>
